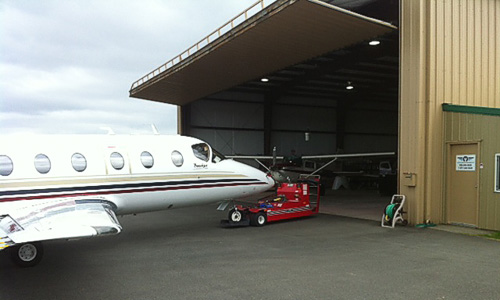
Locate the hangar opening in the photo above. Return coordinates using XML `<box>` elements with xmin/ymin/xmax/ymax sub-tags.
<box><xmin>131</xmin><ymin>0</ymin><xmax>401</xmax><ymax>221</ymax></box>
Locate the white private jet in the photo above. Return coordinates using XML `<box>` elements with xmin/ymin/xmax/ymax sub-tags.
<box><xmin>0</xmin><ymin>134</ymin><xmax>274</xmax><ymax>267</ymax></box>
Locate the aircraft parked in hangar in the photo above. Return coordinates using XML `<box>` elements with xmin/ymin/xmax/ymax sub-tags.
<box><xmin>0</xmin><ymin>134</ymin><xmax>274</xmax><ymax>267</ymax></box>
<box><xmin>228</xmin><ymin>148</ymin><xmax>396</xmax><ymax>190</ymax></box>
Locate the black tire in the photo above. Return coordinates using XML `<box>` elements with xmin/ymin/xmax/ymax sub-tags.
<box><xmin>251</xmin><ymin>212</ymin><xmax>267</xmax><ymax>227</ymax></box>
<box><xmin>9</xmin><ymin>242</ymin><xmax>44</xmax><ymax>268</ymax></box>
<box><xmin>228</xmin><ymin>208</ymin><xmax>243</xmax><ymax>223</ymax></box>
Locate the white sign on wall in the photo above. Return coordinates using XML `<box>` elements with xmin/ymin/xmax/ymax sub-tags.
<box><xmin>456</xmin><ymin>154</ymin><xmax>476</xmax><ymax>172</ymax></box>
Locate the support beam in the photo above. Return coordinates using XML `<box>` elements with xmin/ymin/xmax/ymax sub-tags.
<box><xmin>178</xmin><ymin>104</ymin><xmax>192</xmax><ymax>136</ymax></box>
<box><xmin>264</xmin><ymin>92</ymin><xmax>278</xmax><ymax>155</ymax></box>
<box><xmin>336</xmin><ymin>100</ymin><xmax>346</xmax><ymax>151</ymax></box>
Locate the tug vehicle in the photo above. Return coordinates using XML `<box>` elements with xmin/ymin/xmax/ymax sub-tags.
<box><xmin>223</xmin><ymin>176</ymin><xmax>321</xmax><ymax>227</ymax></box>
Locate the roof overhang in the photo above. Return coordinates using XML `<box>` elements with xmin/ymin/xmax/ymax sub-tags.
<box><xmin>129</xmin><ymin>0</ymin><xmax>397</xmax><ymax>106</ymax></box>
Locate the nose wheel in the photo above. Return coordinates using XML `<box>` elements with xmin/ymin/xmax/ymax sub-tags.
<box><xmin>228</xmin><ymin>208</ymin><xmax>243</xmax><ymax>223</ymax></box>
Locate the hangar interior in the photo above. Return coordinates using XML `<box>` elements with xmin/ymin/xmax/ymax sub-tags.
<box><xmin>131</xmin><ymin>0</ymin><xmax>401</xmax><ymax>221</ymax></box>
<box><xmin>185</xmin><ymin>29</ymin><xmax>399</xmax><ymax>157</ymax></box>
<box><xmin>185</xmin><ymin>1</ymin><xmax>399</xmax><ymax>158</ymax></box>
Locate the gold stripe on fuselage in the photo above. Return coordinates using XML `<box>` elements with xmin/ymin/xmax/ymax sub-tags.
<box><xmin>0</xmin><ymin>172</ymin><xmax>248</xmax><ymax>190</ymax></box>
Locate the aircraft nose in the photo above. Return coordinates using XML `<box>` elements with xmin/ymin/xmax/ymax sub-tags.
<box><xmin>266</xmin><ymin>173</ymin><xmax>276</xmax><ymax>188</ymax></box>
<box><xmin>229</xmin><ymin>159</ymin><xmax>275</xmax><ymax>190</ymax></box>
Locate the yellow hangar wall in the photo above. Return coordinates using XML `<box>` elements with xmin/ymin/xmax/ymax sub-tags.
<box><xmin>399</xmin><ymin>0</ymin><xmax>500</xmax><ymax>227</ymax></box>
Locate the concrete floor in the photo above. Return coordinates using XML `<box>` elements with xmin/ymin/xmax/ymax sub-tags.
<box><xmin>320</xmin><ymin>189</ymin><xmax>497</xmax><ymax>236</ymax></box>
<box><xmin>1</xmin><ymin>201</ymin><xmax>499</xmax><ymax>300</ymax></box>
<box><xmin>319</xmin><ymin>189</ymin><xmax>391</xmax><ymax>222</ymax></box>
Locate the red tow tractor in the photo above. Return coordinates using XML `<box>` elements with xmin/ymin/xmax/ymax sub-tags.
<box><xmin>222</xmin><ymin>176</ymin><xmax>321</xmax><ymax>227</ymax></box>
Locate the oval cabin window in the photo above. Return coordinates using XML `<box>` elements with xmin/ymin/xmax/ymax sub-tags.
<box><xmin>34</xmin><ymin>154</ymin><xmax>51</xmax><ymax>174</ymax></box>
<box><xmin>171</xmin><ymin>151</ymin><xmax>184</xmax><ymax>167</ymax></box>
<box><xmin>0</xmin><ymin>155</ymin><xmax>13</xmax><ymax>176</ymax></box>
<box><xmin>141</xmin><ymin>151</ymin><xmax>154</xmax><ymax>169</ymax></box>
<box><xmin>110</xmin><ymin>152</ymin><xmax>125</xmax><ymax>170</ymax></box>
<box><xmin>72</xmin><ymin>153</ymin><xmax>87</xmax><ymax>172</ymax></box>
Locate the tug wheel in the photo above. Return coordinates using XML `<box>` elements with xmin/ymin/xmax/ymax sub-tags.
<box><xmin>228</xmin><ymin>208</ymin><xmax>243</xmax><ymax>223</ymax></box>
<box><xmin>10</xmin><ymin>242</ymin><xmax>44</xmax><ymax>267</ymax></box>
<box><xmin>251</xmin><ymin>212</ymin><xmax>267</xmax><ymax>227</ymax></box>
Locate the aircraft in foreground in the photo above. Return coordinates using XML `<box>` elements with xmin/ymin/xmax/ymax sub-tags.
<box><xmin>0</xmin><ymin>134</ymin><xmax>274</xmax><ymax>267</ymax></box>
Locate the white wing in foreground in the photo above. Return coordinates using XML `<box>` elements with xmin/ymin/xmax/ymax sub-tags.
<box><xmin>0</xmin><ymin>198</ymin><xmax>122</xmax><ymax>251</ymax></box>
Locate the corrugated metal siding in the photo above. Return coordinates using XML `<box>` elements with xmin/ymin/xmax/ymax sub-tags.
<box><xmin>430</xmin><ymin>0</ymin><xmax>500</xmax><ymax>108</ymax></box>
<box><xmin>400</xmin><ymin>0</ymin><xmax>500</xmax><ymax>225</ymax></box>
<box><xmin>444</xmin><ymin>112</ymin><xmax>500</xmax><ymax>230</ymax></box>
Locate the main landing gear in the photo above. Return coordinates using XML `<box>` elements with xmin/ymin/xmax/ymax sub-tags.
<box><xmin>9</xmin><ymin>242</ymin><xmax>44</xmax><ymax>267</ymax></box>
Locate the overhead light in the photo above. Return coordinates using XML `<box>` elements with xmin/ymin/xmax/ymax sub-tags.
<box><xmin>346</xmin><ymin>81</ymin><xmax>354</xmax><ymax>90</ymax></box>
<box><xmin>260</xmin><ymin>78</ymin><xmax>269</xmax><ymax>82</ymax></box>
<box><xmin>369</xmin><ymin>40</ymin><xmax>381</xmax><ymax>46</ymax></box>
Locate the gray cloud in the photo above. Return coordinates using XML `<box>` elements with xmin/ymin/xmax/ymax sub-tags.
<box><xmin>0</xmin><ymin>0</ymin><xmax>258</xmax><ymax>134</ymax></box>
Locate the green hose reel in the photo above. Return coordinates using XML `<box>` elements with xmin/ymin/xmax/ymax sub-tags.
<box><xmin>385</xmin><ymin>203</ymin><xmax>398</xmax><ymax>220</ymax></box>
<box><xmin>382</xmin><ymin>195</ymin><xmax>407</xmax><ymax>228</ymax></box>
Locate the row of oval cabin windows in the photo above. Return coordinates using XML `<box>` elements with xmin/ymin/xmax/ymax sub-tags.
<box><xmin>0</xmin><ymin>150</ymin><xmax>189</xmax><ymax>176</ymax></box>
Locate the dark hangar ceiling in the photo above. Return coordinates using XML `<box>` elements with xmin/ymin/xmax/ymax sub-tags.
<box><xmin>230</xmin><ymin>30</ymin><xmax>398</xmax><ymax>104</ymax></box>
<box><xmin>232</xmin><ymin>0</ymin><xmax>399</xmax><ymax>104</ymax></box>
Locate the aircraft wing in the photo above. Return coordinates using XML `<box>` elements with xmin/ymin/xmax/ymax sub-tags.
<box><xmin>302</xmin><ymin>152</ymin><xmax>396</xmax><ymax>159</ymax></box>
<box><xmin>226</xmin><ymin>155</ymin><xmax>284</xmax><ymax>160</ymax></box>
<box><xmin>0</xmin><ymin>198</ymin><xmax>122</xmax><ymax>250</ymax></box>
<box><xmin>227</xmin><ymin>152</ymin><xmax>396</xmax><ymax>182</ymax></box>
<box><xmin>227</xmin><ymin>152</ymin><xmax>395</xmax><ymax>160</ymax></box>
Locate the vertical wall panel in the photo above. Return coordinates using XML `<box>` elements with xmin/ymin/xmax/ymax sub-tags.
<box><xmin>400</xmin><ymin>0</ymin><xmax>428</xmax><ymax>223</ymax></box>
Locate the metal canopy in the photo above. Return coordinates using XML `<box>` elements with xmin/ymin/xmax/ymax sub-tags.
<box><xmin>129</xmin><ymin>0</ymin><xmax>397</xmax><ymax>105</ymax></box>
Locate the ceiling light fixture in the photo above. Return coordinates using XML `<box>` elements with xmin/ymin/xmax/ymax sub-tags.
<box><xmin>346</xmin><ymin>81</ymin><xmax>354</xmax><ymax>90</ymax></box>
<box><xmin>369</xmin><ymin>40</ymin><xmax>381</xmax><ymax>46</ymax></box>
<box><xmin>261</xmin><ymin>78</ymin><xmax>269</xmax><ymax>82</ymax></box>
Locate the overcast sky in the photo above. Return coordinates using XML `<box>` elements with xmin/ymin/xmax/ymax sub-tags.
<box><xmin>0</xmin><ymin>0</ymin><xmax>259</xmax><ymax>135</ymax></box>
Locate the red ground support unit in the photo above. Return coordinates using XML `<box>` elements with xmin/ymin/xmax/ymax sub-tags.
<box><xmin>223</xmin><ymin>179</ymin><xmax>321</xmax><ymax>227</ymax></box>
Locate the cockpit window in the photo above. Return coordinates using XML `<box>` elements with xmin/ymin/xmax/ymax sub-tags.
<box><xmin>212</xmin><ymin>148</ymin><xmax>225</xmax><ymax>163</ymax></box>
<box><xmin>192</xmin><ymin>143</ymin><xmax>210</xmax><ymax>162</ymax></box>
